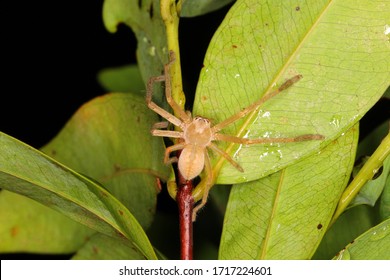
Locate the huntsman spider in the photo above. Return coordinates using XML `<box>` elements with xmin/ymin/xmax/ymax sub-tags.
<box><xmin>147</xmin><ymin>51</ymin><xmax>324</xmax><ymax>221</ymax></box>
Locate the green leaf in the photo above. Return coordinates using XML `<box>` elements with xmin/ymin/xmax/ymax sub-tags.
<box><xmin>97</xmin><ymin>65</ymin><xmax>144</xmax><ymax>94</ymax></box>
<box><xmin>380</xmin><ymin>171</ymin><xmax>390</xmax><ymax>220</ymax></box>
<box><xmin>0</xmin><ymin>132</ymin><xmax>157</xmax><ymax>259</ymax></box>
<box><xmin>0</xmin><ymin>191</ymin><xmax>93</xmax><ymax>254</ymax></box>
<box><xmin>72</xmin><ymin>233</ymin><xmax>145</xmax><ymax>260</ymax></box>
<box><xmin>193</xmin><ymin>0</ymin><xmax>390</xmax><ymax>184</ymax></box>
<box><xmin>349</xmin><ymin>155</ymin><xmax>390</xmax><ymax>208</ymax></box>
<box><xmin>180</xmin><ymin>0</ymin><xmax>234</xmax><ymax>17</ymax></box>
<box><xmin>313</xmin><ymin>205</ymin><xmax>378</xmax><ymax>260</ymax></box>
<box><xmin>42</xmin><ymin>93</ymin><xmax>170</xmax><ymax>229</ymax></box>
<box><xmin>333</xmin><ymin>218</ymin><xmax>390</xmax><ymax>260</ymax></box>
<box><xmin>219</xmin><ymin>125</ymin><xmax>358</xmax><ymax>259</ymax></box>
<box><xmin>103</xmin><ymin>0</ymin><xmax>168</xmax><ymax>91</ymax></box>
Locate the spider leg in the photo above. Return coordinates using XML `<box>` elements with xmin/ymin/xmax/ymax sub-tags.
<box><xmin>164</xmin><ymin>143</ymin><xmax>186</xmax><ymax>164</ymax></box>
<box><xmin>211</xmin><ymin>75</ymin><xmax>302</xmax><ymax>133</ymax></box>
<box><xmin>214</xmin><ymin>133</ymin><xmax>324</xmax><ymax>144</ymax></box>
<box><xmin>208</xmin><ymin>143</ymin><xmax>244</xmax><ymax>172</ymax></box>
<box><xmin>146</xmin><ymin>75</ymin><xmax>183</xmax><ymax>128</ymax></box>
<box><xmin>152</xmin><ymin>130</ymin><xmax>183</xmax><ymax>139</ymax></box>
<box><xmin>192</xmin><ymin>150</ymin><xmax>214</xmax><ymax>221</ymax></box>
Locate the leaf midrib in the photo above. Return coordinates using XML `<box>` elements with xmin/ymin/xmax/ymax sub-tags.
<box><xmin>211</xmin><ymin>0</ymin><xmax>335</xmax><ymax>180</ymax></box>
<box><xmin>257</xmin><ymin>169</ymin><xmax>285</xmax><ymax>259</ymax></box>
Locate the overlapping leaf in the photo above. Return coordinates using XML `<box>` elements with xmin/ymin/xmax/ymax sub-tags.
<box><xmin>194</xmin><ymin>0</ymin><xmax>390</xmax><ymax>184</ymax></box>
<box><xmin>42</xmin><ymin>93</ymin><xmax>169</xmax><ymax>229</ymax></box>
<box><xmin>0</xmin><ymin>190</ymin><xmax>93</xmax><ymax>253</ymax></box>
<box><xmin>333</xmin><ymin>218</ymin><xmax>390</xmax><ymax>260</ymax></box>
<box><xmin>0</xmin><ymin>132</ymin><xmax>157</xmax><ymax>259</ymax></box>
<box><xmin>219</xmin><ymin>124</ymin><xmax>358</xmax><ymax>259</ymax></box>
<box><xmin>103</xmin><ymin>0</ymin><xmax>167</xmax><ymax>92</ymax></box>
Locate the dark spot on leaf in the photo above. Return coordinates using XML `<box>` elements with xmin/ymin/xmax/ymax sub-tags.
<box><xmin>93</xmin><ymin>246</ymin><xmax>99</xmax><ymax>254</ymax></box>
<box><xmin>10</xmin><ymin>226</ymin><xmax>19</xmax><ymax>237</ymax></box>
<box><xmin>350</xmin><ymin>240</ymin><xmax>355</xmax><ymax>244</ymax></box>
<box><xmin>296</xmin><ymin>6</ymin><xmax>300</xmax><ymax>11</ymax></box>
<box><xmin>138</xmin><ymin>0</ymin><xmax>142</xmax><ymax>9</ymax></box>
<box><xmin>118</xmin><ymin>210</ymin><xmax>124</xmax><ymax>216</ymax></box>
<box><xmin>265</xmin><ymin>22</ymin><xmax>269</xmax><ymax>27</ymax></box>
<box><xmin>114</xmin><ymin>164</ymin><xmax>121</xmax><ymax>172</ymax></box>
<box><xmin>335</xmin><ymin>252</ymin><xmax>340</xmax><ymax>257</ymax></box>
<box><xmin>136</xmin><ymin>116</ymin><xmax>141</xmax><ymax>123</ymax></box>
<box><xmin>202</xmin><ymin>64</ymin><xmax>205</xmax><ymax>68</ymax></box>
<box><xmin>201</xmin><ymin>95</ymin><xmax>207</xmax><ymax>101</ymax></box>
<box><xmin>50</xmin><ymin>149</ymin><xmax>57</xmax><ymax>156</ymax></box>
<box><xmin>101</xmin><ymin>191</ymin><xmax>108</xmax><ymax>197</ymax></box>
<box><xmin>317</xmin><ymin>223</ymin><xmax>323</xmax><ymax>230</ymax></box>
<box><xmin>232</xmin><ymin>44</ymin><xmax>238</xmax><ymax>48</ymax></box>
<box><xmin>149</xmin><ymin>2</ymin><xmax>154</xmax><ymax>18</ymax></box>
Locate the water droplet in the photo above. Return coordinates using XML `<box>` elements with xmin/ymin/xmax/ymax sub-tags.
<box><xmin>233</xmin><ymin>144</ymin><xmax>244</xmax><ymax>159</ymax></box>
<box><xmin>261</xmin><ymin>111</ymin><xmax>271</xmax><ymax>118</ymax></box>
<box><xmin>148</xmin><ymin>46</ymin><xmax>156</xmax><ymax>56</ymax></box>
<box><xmin>384</xmin><ymin>24</ymin><xmax>390</xmax><ymax>36</ymax></box>
<box><xmin>259</xmin><ymin>151</ymin><xmax>269</xmax><ymax>160</ymax></box>
<box><xmin>370</xmin><ymin>224</ymin><xmax>388</xmax><ymax>241</ymax></box>
<box><xmin>329</xmin><ymin>115</ymin><xmax>342</xmax><ymax>128</ymax></box>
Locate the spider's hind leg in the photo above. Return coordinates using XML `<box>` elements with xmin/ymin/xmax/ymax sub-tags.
<box><xmin>192</xmin><ymin>150</ymin><xmax>214</xmax><ymax>221</ymax></box>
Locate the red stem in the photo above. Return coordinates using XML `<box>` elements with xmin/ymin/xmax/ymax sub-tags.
<box><xmin>176</xmin><ymin>162</ymin><xmax>194</xmax><ymax>260</ymax></box>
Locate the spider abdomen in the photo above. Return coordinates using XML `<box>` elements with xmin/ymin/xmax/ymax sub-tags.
<box><xmin>178</xmin><ymin>145</ymin><xmax>205</xmax><ymax>180</ymax></box>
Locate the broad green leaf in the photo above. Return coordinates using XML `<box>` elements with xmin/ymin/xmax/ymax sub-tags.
<box><xmin>313</xmin><ymin>205</ymin><xmax>379</xmax><ymax>260</ymax></box>
<box><xmin>0</xmin><ymin>191</ymin><xmax>93</xmax><ymax>253</ymax></box>
<box><xmin>333</xmin><ymin>218</ymin><xmax>390</xmax><ymax>260</ymax></box>
<box><xmin>180</xmin><ymin>0</ymin><xmax>234</xmax><ymax>17</ymax></box>
<box><xmin>103</xmin><ymin>0</ymin><xmax>167</xmax><ymax>93</ymax></box>
<box><xmin>72</xmin><ymin>233</ymin><xmax>145</xmax><ymax>260</ymax></box>
<box><xmin>219</xmin><ymin>125</ymin><xmax>358</xmax><ymax>259</ymax></box>
<box><xmin>349</xmin><ymin>155</ymin><xmax>390</xmax><ymax>208</ymax></box>
<box><xmin>42</xmin><ymin>93</ymin><xmax>170</xmax><ymax>229</ymax></box>
<box><xmin>97</xmin><ymin>65</ymin><xmax>144</xmax><ymax>94</ymax></box>
<box><xmin>194</xmin><ymin>0</ymin><xmax>390</xmax><ymax>184</ymax></box>
<box><xmin>0</xmin><ymin>132</ymin><xmax>157</xmax><ymax>259</ymax></box>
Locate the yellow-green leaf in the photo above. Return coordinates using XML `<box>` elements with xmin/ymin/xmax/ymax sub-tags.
<box><xmin>0</xmin><ymin>132</ymin><xmax>157</xmax><ymax>259</ymax></box>
<box><xmin>219</xmin><ymin>124</ymin><xmax>358</xmax><ymax>259</ymax></box>
<box><xmin>194</xmin><ymin>0</ymin><xmax>390</xmax><ymax>184</ymax></box>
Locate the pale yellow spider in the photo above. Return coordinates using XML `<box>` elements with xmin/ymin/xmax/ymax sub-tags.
<box><xmin>147</xmin><ymin>52</ymin><xmax>324</xmax><ymax>221</ymax></box>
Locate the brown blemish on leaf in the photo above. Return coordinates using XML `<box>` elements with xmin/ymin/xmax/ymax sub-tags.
<box><xmin>10</xmin><ymin>226</ymin><xmax>19</xmax><ymax>237</ymax></box>
<box><xmin>317</xmin><ymin>223</ymin><xmax>323</xmax><ymax>230</ymax></box>
<box><xmin>201</xmin><ymin>96</ymin><xmax>207</xmax><ymax>101</ymax></box>
<box><xmin>118</xmin><ymin>210</ymin><xmax>124</xmax><ymax>216</ymax></box>
<box><xmin>92</xmin><ymin>246</ymin><xmax>99</xmax><ymax>254</ymax></box>
<box><xmin>232</xmin><ymin>44</ymin><xmax>238</xmax><ymax>48</ymax></box>
<box><xmin>295</xmin><ymin>6</ymin><xmax>300</xmax><ymax>11</ymax></box>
